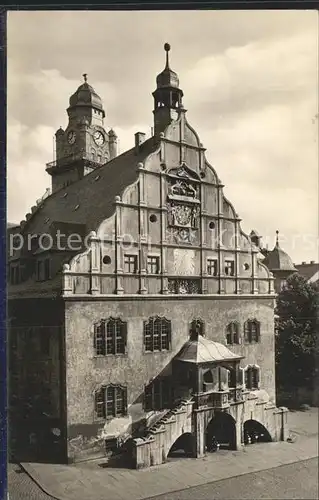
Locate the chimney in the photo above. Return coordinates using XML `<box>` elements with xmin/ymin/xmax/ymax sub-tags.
<box><xmin>310</xmin><ymin>260</ymin><xmax>315</xmax><ymax>264</ymax></box>
<box><xmin>134</xmin><ymin>132</ymin><xmax>146</xmax><ymax>154</ymax></box>
<box><xmin>301</xmin><ymin>261</ymin><xmax>306</xmax><ymax>265</ymax></box>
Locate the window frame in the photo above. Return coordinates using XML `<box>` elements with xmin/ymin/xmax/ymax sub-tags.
<box><xmin>143</xmin><ymin>316</ymin><xmax>171</xmax><ymax>353</ymax></box>
<box><xmin>124</xmin><ymin>254</ymin><xmax>138</xmax><ymax>274</ymax></box>
<box><xmin>9</xmin><ymin>263</ymin><xmax>20</xmax><ymax>285</ymax></box>
<box><xmin>244</xmin><ymin>319</ymin><xmax>260</xmax><ymax>344</ymax></box>
<box><xmin>226</xmin><ymin>322</ymin><xmax>240</xmax><ymax>345</ymax></box>
<box><xmin>207</xmin><ymin>258</ymin><xmax>218</xmax><ymax>276</ymax></box>
<box><xmin>93</xmin><ymin>318</ymin><xmax>127</xmax><ymax>357</ymax></box>
<box><xmin>94</xmin><ymin>384</ymin><xmax>127</xmax><ymax>421</ymax></box>
<box><xmin>147</xmin><ymin>255</ymin><xmax>160</xmax><ymax>275</ymax></box>
<box><xmin>244</xmin><ymin>365</ymin><xmax>260</xmax><ymax>390</ymax></box>
<box><xmin>36</xmin><ymin>258</ymin><xmax>51</xmax><ymax>282</ymax></box>
<box><xmin>224</xmin><ymin>259</ymin><xmax>235</xmax><ymax>277</ymax></box>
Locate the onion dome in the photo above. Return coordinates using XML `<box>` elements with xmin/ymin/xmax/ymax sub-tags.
<box><xmin>263</xmin><ymin>231</ymin><xmax>297</xmax><ymax>272</ymax></box>
<box><xmin>156</xmin><ymin>43</ymin><xmax>180</xmax><ymax>89</ymax></box>
<box><xmin>68</xmin><ymin>74</ymin><xmax>105</xmax><ymax>117</ymax></box>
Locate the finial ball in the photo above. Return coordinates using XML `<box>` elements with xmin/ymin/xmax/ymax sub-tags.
<box><xmin>164</xmin><ymin>43</ymin><xmax>171</xmax><ymax>52</ymax></box>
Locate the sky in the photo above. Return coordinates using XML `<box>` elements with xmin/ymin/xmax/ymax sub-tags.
<box><xmin>7</xmin><ymin>10</ymin><xmax>319</xmax><ymax>264</ymax></box>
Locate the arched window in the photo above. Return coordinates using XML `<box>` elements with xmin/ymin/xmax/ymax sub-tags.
<box><xmin>143</xmin><ymin>317</ymin><xmax>171</xmax><ymax>352</ymax></box>
<box><xmin>190</xmin><ymin>318</ymin><xmax>205</xmax><ymax>339</ymax></box>
<box><xmin>94</xmin><ymin>384</ymin><xmax>127</xmax><ymax>419</ymax></box>
<box><xmin>244</xmin><ymin>319</ymin><xmax>260</xmax><ymax>343</ymax></box>
<box><xmin>93</xmin><ymin>318</ymin><xmax>127</xmax><ymax>355</ymax></box>
<box><xmin>226</xmin><ymin>322</ymin><xmax>239</xmax><ymax>345</ymax></box>
<box><xmin>245</xmin><ymin>366</ymin><xmax>260</xmax><ymax>390</ymax></box>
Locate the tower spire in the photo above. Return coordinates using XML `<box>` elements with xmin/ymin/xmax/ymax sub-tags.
<box><xmin>275</xmin><ymin>230</ymin><xmax>280</xmax><ymax>247</ymax></box>
<box><xmin>164</xmin><ymin>42</ymin><xmax>171</xmax><ymax>69</ymax></box>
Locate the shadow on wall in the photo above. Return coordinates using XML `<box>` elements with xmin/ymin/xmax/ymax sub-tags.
<box><xmin>67</xmin><ymin>358</ymin><xmax>188</xmax><ymax>465</ymax></box>
<box><xmin>9</xmin><ymin>417</ymin><xmax>67</xmax><ymax>464</ymax></box>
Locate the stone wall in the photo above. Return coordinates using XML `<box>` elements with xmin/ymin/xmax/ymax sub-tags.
<box><xmin>64</xmin><ymin>295</ymin><xmax>275</xmax><ymax>462</ymax></box>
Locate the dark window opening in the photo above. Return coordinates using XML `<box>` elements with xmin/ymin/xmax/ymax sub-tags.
<box><xmin>144</xmin><ymin>378</ymin><xmax>171</xmax><ymax>411</ymax></box>
<box><xmin>190</xmin><ymin>319</ymin><xmax>205</xmax><ymax>339</ymax></box>
<box><xmin>36</xmin><ymin>258</ymin><xmax>51</xmax><ymax>281</ymax></box>
<box><xmin>226</xmin><ymin>322</ymin><xmax>239</xmax><ymax>345</ymax></box>
<box><xmin>245</xmin><ymin>367</ymin><xmax>259</xmax><ymax>390</ymax></box>
<box><xmin>207</xmin><ymin>259</ymin><xmax>218</xmax><ymax>276</ymax></box>
<box><xmin>244</xmin><ymin>320</ymin><xmax>260</xmax><ymax>343</ymax></box>
<box><xmin>225</xmin><ymin>260</ymin><xmax>235</xmax><ymax>277</ymax></box>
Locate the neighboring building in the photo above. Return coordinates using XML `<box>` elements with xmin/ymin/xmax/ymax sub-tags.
<box><xmin>8</xmin><ymin>44</ymin><xmax>288</xmax><ymax>466</ymax></box>
<box><xmin>250</xmin><ymin>230</ymin><xmax>297</xmax><ymax>293</ymax></box>
<box><xmin>295</xmin><ymin>261</ymin><xmax>319</xmax><ymax>285</ymax></box>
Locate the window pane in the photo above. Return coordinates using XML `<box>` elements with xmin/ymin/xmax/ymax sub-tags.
<box><xmin>106</xmin><ymin>387</ymin><xmax>114</xmax><ymax>416</ymax></box>
<box><xmin>115</xmin><ymin>389</ymin><xmax>125</xmax><ymax>416</ymax></box>
<box><xmin>95</xmin><ymin>389</ymin><xmax>105</xmax><ymax>418</ymax></box>
<box><xmin>95</xmin><ymin>322</ymin><xmax>106</xmax><ymax>355</ymax></box>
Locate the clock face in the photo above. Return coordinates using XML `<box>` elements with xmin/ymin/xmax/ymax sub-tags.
<box><xmin>93</xmin><ymin>130</ymin><xmax>105</xmax><ymax>146</ymax></box>
<box><xmin>67</xmin><ymin>131</ymin><xmax>76</xmax><ymax>145</ymax></box>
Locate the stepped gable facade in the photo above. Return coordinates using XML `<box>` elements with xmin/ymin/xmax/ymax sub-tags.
<box><xmin>8</xmin><ymin>44</ymin><xmax>288</xmax><ymax>465</ymax></box>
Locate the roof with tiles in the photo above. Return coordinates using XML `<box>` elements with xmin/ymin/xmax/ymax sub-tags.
<box><xmin>262</xmin><ymin>231</ymin><xmax>297</xmax><ymax>273</ymax></box>
<box><xmin>19</xmin><ymin>137</ymin><xmax>158</xmax><ymax>238</ymax></box>
<box><xmin>175</xmin><ymin>335</ymin><xmax>243</xmax><ymax>364</ymax></box>
<box><xmin>295</xmin><ymin>262</ymin><xmax>319</xmax><ymax>283</ymax></box>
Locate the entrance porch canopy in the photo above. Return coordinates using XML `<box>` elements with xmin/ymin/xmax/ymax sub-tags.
<box><xmin>175</xmin><ymin>335</ymin><xmax>244</xmax><ymax>365</ymax></box>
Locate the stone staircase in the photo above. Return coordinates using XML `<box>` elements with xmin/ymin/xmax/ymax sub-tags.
<box><xmin>133</xmin><ymin>398</ymin><xmax>194</xmax><ymax>468</ymax></box>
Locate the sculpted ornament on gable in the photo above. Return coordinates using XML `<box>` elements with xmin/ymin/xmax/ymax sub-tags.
<box><xmin>167</xmin><ymin>203</ymin><xmax>199</xmax><ymax>229</ymax></box>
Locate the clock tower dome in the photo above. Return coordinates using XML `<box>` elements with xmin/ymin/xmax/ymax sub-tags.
<box><xmin>47</xmin><ymin>74</ymin><xmax>118</xmax><ymax>193</ymax></box>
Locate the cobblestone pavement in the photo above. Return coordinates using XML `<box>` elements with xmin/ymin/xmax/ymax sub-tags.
<box><xmin>11</xmin><ymin>409</ymin><xmax>319</xmax><ymax>500</ymax></box>
<box><xmin>9</xmin><ymin>458</ymin><xmax>319</xmax><ymax>500</ymax></box>
<box><xmin>146</xmin><ymin>458</ymin><xmax>319</xmax><ymax>500</ymax></box>
<box><xmin>8</xmin><ymin>464</ymin><xmax>56</xmax><ymax>500</ymax></box>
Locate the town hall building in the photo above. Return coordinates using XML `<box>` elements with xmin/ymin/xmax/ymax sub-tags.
<box><xmin>8</xmin><ymin>44</ymin><xmax>288</xmax><ymax>466</ymax></box>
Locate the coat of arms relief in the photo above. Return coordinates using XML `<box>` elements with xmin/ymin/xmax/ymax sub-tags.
<box><xmin>166</xmin><ymin>165</ymin><xmax>201</xmax><ymax>244</ymax></box>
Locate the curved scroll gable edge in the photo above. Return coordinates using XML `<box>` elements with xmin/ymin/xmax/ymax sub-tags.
<box><xmin>183</xmin><ymin>115</ymin><xmax>201</xmax><ymax>148</ymax></box>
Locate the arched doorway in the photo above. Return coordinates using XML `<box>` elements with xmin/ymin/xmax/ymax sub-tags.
<box><xmin>206</xmin><ymin>411</ymin><xmax>236</xmax><ymax>451</ymax></box>
<box><xmin>167</xmin><ymin>433</ymin><xmax>194</xmax><ymax>459</ymax></box>
<box><xmin>244</xmin><ymin>419</ymin><xmax>272</xmax><ymax>445</ymax></box>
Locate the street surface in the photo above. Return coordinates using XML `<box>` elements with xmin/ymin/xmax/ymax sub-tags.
<box><xmin>9</xmin><ymin>458</ymin><xmax>319</xmax><ymax>500</ymax></box>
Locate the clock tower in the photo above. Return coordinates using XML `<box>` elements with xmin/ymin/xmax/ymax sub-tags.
<box><xmin>46</xmin><ymin>74</ymin><xmax>118</xmax><ymax>193</ymax></box>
